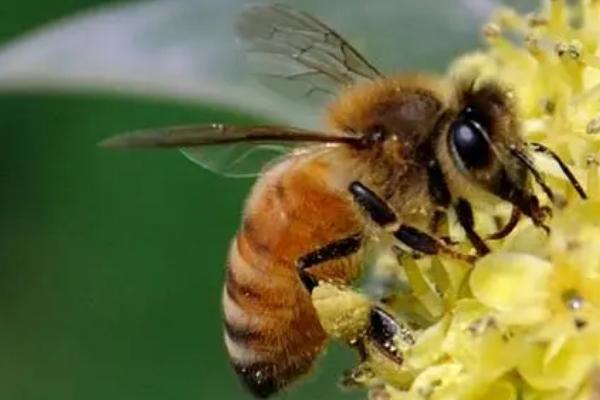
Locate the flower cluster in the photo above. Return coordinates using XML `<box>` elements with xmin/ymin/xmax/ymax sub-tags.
<box><xmin>313</xmin><ymin>1</ymin><xmax>600</xmax><ymax>399</ymax></box>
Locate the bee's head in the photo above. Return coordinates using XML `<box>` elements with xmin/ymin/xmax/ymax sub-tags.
<box><xmin>435</xmin><ymin>81</ymin><xmax>550</xmax><ymax>227</ymax></box>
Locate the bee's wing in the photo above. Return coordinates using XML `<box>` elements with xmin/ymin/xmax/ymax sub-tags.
<box><xmin>236</xmin><ymin>3</ymin><xmax>382</xmax><ymax>103</ymax></box>
<box><xmin>101</xmin><ymin>125</ymin><xmax>359</xmax><ymax>178</ymax></box>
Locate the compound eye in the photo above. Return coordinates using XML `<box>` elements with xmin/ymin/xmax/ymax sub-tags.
<box><xmin>450</xmin><ymin>109</ymin><xmax>491</xmax><ymax>170</ymax></box>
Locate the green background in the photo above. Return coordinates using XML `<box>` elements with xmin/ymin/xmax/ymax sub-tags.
<box><xmin>0</xmin><ymin>1</ymin><xmax>528</xmax><ymax>399</ymax></box>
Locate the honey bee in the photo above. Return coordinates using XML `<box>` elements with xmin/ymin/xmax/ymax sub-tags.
<box><xmin>101</xmin><ymin>3</ymin><xmax>587</xmax><ymax>398</ymax></box>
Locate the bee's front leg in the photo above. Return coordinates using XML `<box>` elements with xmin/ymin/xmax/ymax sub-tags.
<box><xmin>454</xmin><ymin>198</ymin><xmax>490</xmax><ymax>256</ymax></box>
<box><xmin>487</xmin><ymin>206</ymin><xmax>521</xmax><ymax>240</ymax></box>
<box><xmin>349</xmin><ymin>181</ymin><xmax>476</xmax><ymax>263</ymax></box>
<box><xmin>295</xmin><ymin>233</ymin><xmax>363</xmax><ymax>293</ymax></box>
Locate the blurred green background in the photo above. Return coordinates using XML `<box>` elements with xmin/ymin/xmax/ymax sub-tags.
<box><xmin>0</xmin><ymin>1</ymin><xmax>361</xmax><ymax>399</ymax></box>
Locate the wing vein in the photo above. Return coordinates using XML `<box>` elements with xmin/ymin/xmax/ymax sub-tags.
<box><xmin>236</xmin><ymin>4</ymin><xmax>382</xmax><ymax>101</ymax></box>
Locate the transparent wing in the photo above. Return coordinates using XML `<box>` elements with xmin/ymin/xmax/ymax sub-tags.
<box><xmin>236</xmin><ymin>3</ymin><xmax>382</xmax><ymax>103</ymax></box>
<box><xmin>182</xmin><ymin>142</ymin><xmax>292</xmax><ymax>178</ymax></box>
<box><xmin>101</xmin><ymin>124</ymin><xmax>359</xmax><ymax>178</ymax></box>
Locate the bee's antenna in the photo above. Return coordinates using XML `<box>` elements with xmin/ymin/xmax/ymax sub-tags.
<box><xmin>529</xmin><ymin>142</ymin><xmax>588</xmax><ymax>200</ymax></box>
<box><xmin>510</xmin><ymin>147</ymin><xmax>558</xmax><ymax>205</ymax></box>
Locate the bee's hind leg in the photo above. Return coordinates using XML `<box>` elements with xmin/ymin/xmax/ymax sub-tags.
<box><xmin>295</xmin><ymin>233</ymin><xmax>363</xmax><ymax>293</ymax></box>
<box><xmin>349</xmin><ymin>181</ymin><xmax>476</xmax><ymax>263</ymax></box>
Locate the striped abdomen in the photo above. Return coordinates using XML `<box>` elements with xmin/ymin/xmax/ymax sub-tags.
<box><xmin>222</xmin><ymin>153</ymin><xmax>363</xmax><ymax>397</ymax></box>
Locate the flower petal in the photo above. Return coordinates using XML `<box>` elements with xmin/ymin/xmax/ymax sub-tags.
<box><xmin>408</xmin><ymin>363</ymin><xmax>466</xmax><ymax>400</ymax></box>
<box><xmin>549</xmin><ymin>202</ymin><xmax>600</xmax><ymax>277</ymax></box>
<box><xmin>518</xmin><ymin>339</ymin><xmax>595</xmax><ymax>391</ymax></box>
<box><xmin>402</xmin><ymin>255</ymin><xmax>444</xmax><ymax>319</ymax></box>
<box><xmin>480</xmin><ymin>380</ymin><xmax>518</xmax><ymax>400</ymax></box>
<box><xmin>470</xmin><ymin>253</ymin><xmax>552</xmax><ymax>325</ymax></box>
<box><xmin>442</xmin><ymin>299</ymin><xmax>524</xmax><ymax>380</ymax></box>
<box><xmin>406</xmin><ymin>315</ymin><xmax>450</xmax><ymax>370</ymax></box>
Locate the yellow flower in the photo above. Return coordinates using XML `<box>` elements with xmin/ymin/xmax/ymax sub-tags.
<box><xmin>471</xmin><ymin>250</ymin><xmax>600</xmax><ymax>337</ymax></box>
<box><xmin>471</xmin><ymin>202</ymin><xmax>600</xmax><ymax>328</ymax></box>
<box><xmin>518</xmin><ymin>337</ymin><xmax>595</xmax><ymax>392</ymax></box>
<box><xmin>469</xmin><ymin>201</ymin><xmax>600</xmax><ymax>392</ymax></box>
<box><xmin>470</xmin><ymin>252</ymin><xmax>552</xmax><ymax>326</ymax></box>
<box><xmin>442</xmin><ymin>299</ymin><xmax>524</xmax><ymax>381</ymax></box>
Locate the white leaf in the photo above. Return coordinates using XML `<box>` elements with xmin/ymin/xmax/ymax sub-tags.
<box><xmin>0</xmin><ymin>0</ymin><xmax>502</xmax><ymax>127</ymax></box>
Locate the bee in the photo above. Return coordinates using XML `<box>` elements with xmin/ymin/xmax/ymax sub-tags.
<box><xmin>101</xmin><ymin>3</ymin><xmax>587</xmax><ymax>398</ymax></box>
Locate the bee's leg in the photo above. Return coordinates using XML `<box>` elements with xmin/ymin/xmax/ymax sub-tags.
<box><xmin>426</xmin><ymin>159</ymin><xmax>456</xmax><ymax>244</ymax></box>
<box><xmin>340</xmin><ymin>305</ymin><xmax>408</xmax><ymax>387</ymax></box>
<box><xmin>429</xmin><ymin>211</ymin><xmax>459</xmax><ymax>246</ymax></box>
<box><xmin>393</xmin><ymin>225</ymin><xmax>476</xmax><ymax>262</ymax></box>
<box><xmin>488</xmin><ymin>206</ymin><xmax>521</xmax><ymax>240</ymax></box>
<box><xmin>348</xmin><ymin>182</ymin><xmax>397</xmax><ymax>227</ymax></box>
<box><xmin>529</xmin><ymin>142</ymin><xmax>587</xmax><ymax>199</ymax></box>
<box><xmin>429</xmin><ymin>210</ymin><xmax>445</xmax><ymax>235</ymax></box>
<box><xmin>366</xmin><ymin>307</ymin><xmax>406</xmax><ymax>364</ymax></box>
<box><xmin>454</xmin><ymin>198</ymin><xmax>490</xmax><ymax>256</ymax></box>
<box><xmin>349</xmin><ymin>181</ymin><xmax>476</xmax><ymax>263</ymax></box>
<box><xmin>296</xmin><ymin>233</ymin><xmax>363</xmax><ymax>293</ymax></box>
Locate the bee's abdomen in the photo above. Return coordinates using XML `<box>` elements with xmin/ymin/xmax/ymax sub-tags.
<box><xmin>223</xmin><ymin>233</ymin><xmax>327</xmax><ymax>398</ymax></box>
<box><xmin>222</xmin><ymin>154</ymin><xmax>363</xmax><ymax>397</ymax></box>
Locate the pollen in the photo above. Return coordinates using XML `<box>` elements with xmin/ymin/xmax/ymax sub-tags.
<box><xmin>313</xmin><ymin>1</ymin><xmax>600</xmax><ymax>399</ymax></box>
